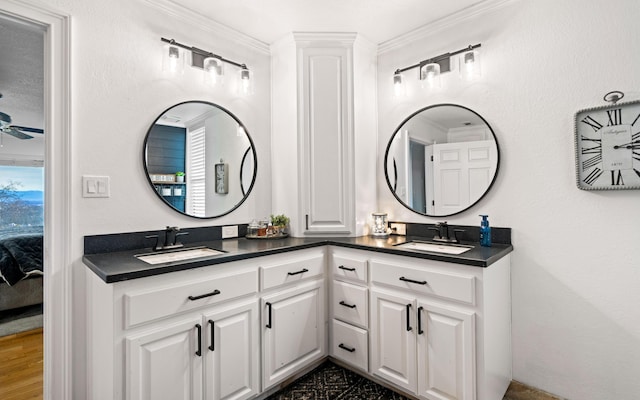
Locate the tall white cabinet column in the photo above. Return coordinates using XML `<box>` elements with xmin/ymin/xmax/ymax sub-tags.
<box><xmin>271</xmin><ymin>33</ymin><xmax>377</xmax><ymax>237</ymax></box>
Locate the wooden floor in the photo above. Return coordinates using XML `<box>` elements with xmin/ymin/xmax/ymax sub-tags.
<box><xmin>0</xmin><ymin>328</ymin><xmax>43</xmax><ymax>400</ymax></box>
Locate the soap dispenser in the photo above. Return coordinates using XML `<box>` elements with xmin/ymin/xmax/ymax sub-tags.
<box><xmin>479</xmin><ymin>215</ymin><xmax>491</xmax><ymax>247</ymax></box>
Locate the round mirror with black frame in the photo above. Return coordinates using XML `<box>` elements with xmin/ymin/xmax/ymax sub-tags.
<box><xmin>143</xmin><ymin>100</ymin><xmax>257</xmax><ymax>218</ymax></box>
<box><xmin>384</xmin><ymin>104</ymin><xmax>499</xmax><ymax>217</ymax></box>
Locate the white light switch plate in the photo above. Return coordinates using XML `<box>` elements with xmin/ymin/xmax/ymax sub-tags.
<box><xmin>82</xmin><ymin>175</ymin><xmax>110</xmax><ymax>198</ymax></box>
<box><xmin>222</xmin><ymin>225</ymin><xmax>238</xmax><ymax>239</ymax></box>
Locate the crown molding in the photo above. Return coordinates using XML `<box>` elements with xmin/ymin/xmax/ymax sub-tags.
<box><xmin>377</xmin><ymin>0</ymin><xmax>520</xmax><ymax>55</ymax></box>
<box><xmin>143</xmin><ymin>0</ymin><xmax>270</xmax><ymax>55</ymax></box>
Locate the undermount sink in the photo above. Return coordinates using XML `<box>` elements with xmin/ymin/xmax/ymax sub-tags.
<box><xmin>394</xmin><ymin>240</ymin><xmax>473</xmax><ymax>255</ymax></box>
<box><xmin>135</xmin><ymin>247</ymin><xmax>225</xmax><ymax>265</ymax></box>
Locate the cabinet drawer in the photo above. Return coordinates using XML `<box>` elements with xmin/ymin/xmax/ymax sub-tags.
<box><xmin>260</xmin><ymin>253</ymin><xmax>325</xmax><ymax>291</ymax></box>
<box><xmin>370</xmin><ymin>260</ymin><xmax>475</xmax><ymax>305</ymax></box>
<box><xmin>331</xmin><ymin>319</ymin><xmax>368</xmax><ymax>372</ymax></box>
<box><xmin>332</xmin><ymin>280</ymin><xmax>368</xmax><ymax>329</ymax></box>
<box><xmin>125</xmin><ymin>269</ymin><xmax>258</xmax><ymax>328</ymax></box>
<box><xmin>331</xmin><ymin>254</ymin><xmax>368</xmax><ymax>284</ymax></box>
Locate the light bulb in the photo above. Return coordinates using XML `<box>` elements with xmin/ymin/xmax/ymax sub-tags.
<box><xmin>420</xmin><ymin>63</ymin><xmax>440</xmax><ymax>90</ymax></box>
<box><xmin>459</xmin><ymin>49</ymin><xmax>481</xmax><ymax>81</ymax></box>
<box><xmin>238</xmin><ymin>67</ymin><xmax>253</xmax><ymax>96</ymax></box>
<box><xmin>393</xmin><ymin>72</ymin><xmax>405</xmax><ymax>98</ymax></box>
<box><xmin>162</xmin><ymin>43</ymin><xmax>184</xmax><ymax>75</ymax></box>
<box><xmin>204</xmin><ymin>57</ymin><xmax>224</xmax><ymax>86</ymax></box>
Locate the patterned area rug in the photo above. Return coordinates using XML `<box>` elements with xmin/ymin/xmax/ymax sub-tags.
<box><xmin>266</xmin><ymin>361</ymin><xmax>410</xmax><ymax>400</ymax></box>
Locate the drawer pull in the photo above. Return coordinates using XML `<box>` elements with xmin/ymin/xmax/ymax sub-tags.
<box><xmin>339</xmin><ymin>300</ymin><xmax>356</xmax><ymax>309</ymax></box>
<box><xmin>406</xmin><ymin>304</ymin><xmax>412</xmax><ymax>331</ymax></box>
<box><xmin>417</xmin><ymin>306</ymin><xmax>424</xmax><ymax>335</ymax></box>
<box><xmin>208</xmin><ymin>320</ymin><xmax>215</xmax><ymax>351</ymax></box>
<box><xmin>188</xmin><ymin>289</ymin><xmax>221</xmax><ymax>301</ymax></box>
<box><xmin>399</xmin><ymin>276</ymin><xmax>428</xmax><ymax>285</ymax></box>
<box><xmin>265</xmin><ymin>302</ymin><xmax>272</xmax><ymax>329</ymax></box>
<box><xmin>338</xmin><ymin>343</ymin><xmax>356</xmax><ymax>353</ymax></box>
<box><xmin>338</xmin><ymin>265</ymin><xmax>356</xmax><ymax>272</ymax></box>
<box><xmin>287</xmin><ymin>268</ymin><xmax>309</xmax><ymax>276</ymax></box>
<box><xmin>195</xmin><ymin>324</ymin><xmax>202</xmax><ymax>357</ymax></box>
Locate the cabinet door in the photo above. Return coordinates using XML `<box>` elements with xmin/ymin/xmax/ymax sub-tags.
<box><xmin>417</xmin><ymin>302</ymin><xmax>476</xmax><ymax>400</ymax></box>
<box><xmin>300</xmin><ymin>46</ymin><xmax>354</xmax><ymax>235</ymax></box>
<box><xmin>203</xmin><ymin>300</ymin><xmax>259</xmax><ymax>400</ymax></box>
<box><xmin>262</xmin><ymin>279</ymin><xmax>325</xmax><ymax>389</ymax></box>
<box><xmin>126</xmin><ymin>317</ymin><xmax>203</xmax><ymax>400</ymax></box>
<box><xmin>370</xmin><ymin>289</ymin><xmax>416</xmax><ymax>393</ymax></box>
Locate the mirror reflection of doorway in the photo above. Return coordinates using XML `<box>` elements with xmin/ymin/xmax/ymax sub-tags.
<box><xmin>0</xmin><ymin>13</ymin><xmax>45</xmax><ymax>399</ymax></box>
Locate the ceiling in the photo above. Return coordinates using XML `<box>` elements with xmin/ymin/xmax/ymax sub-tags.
<box><xmin>0</xmin><ymin>13</ymin><xmax>44</xmax><ymax>150</ymax></box>
<box><xmin>170</xmin><ymin>0</ymin><xmax>486</xmax><ymax>44</ymax></box>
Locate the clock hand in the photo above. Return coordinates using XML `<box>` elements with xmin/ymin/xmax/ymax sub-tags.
<box><xmin>613</xmin><ymin>139</ymin><xmax>640</xmax><ymax>148</ymax></box>
<box><xmin>613</xmin><ymin>144</ymin><xmax>640</xmax><ymax>149</ymax></box>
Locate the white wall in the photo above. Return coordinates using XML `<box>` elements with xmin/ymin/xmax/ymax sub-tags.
<box><xmin>377</xmin><ymin>1</ymin><xmax>640</xmax><ymax>399</ymax></box>
<box><xmin>24</xmin><ymin>0</ymin><xmax>271</xmax><ymax>396</ymax></box>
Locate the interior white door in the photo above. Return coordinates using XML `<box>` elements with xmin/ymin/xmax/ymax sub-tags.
<box><xmin>126</xmin><ymin>317</ymin><xmax>203</xmax><ymax>400</ymax></box>
<box><xmin>203</xmin><ymin>300</ymin><xmax>259</xmax><ymax>400</ymax></box>
<box><xmin>370</xmin><ymin>289</ymin><xmax>417</xmax><ymax>393</ymax></box>
<box><xmin>417</xmin><ymin>302</ymin><xmax>476</xmax><ymax>400</ymax></box>
<box><xmin>433</xmin><ymin>140</ymin><xmax>496</xmax><ymax>215</ymax></box>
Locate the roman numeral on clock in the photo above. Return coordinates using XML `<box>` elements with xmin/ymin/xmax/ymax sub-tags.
<box><xmin>611</xmin><ymin>170</ymin><xmax>624</xmax><ymax>186</ymax></box>
<box><xmin>633</xmin><ymin>151</ymin><xmax>640</xmax><ymax>162</ymax></box>
<box><xmin>632</xmin><ymin>113</ymin><xmax>640</xmax><ymax>127</ymax></box>
<box><xmin>607</xmin><ymin>108</ymin><xmax>622</xmax><ymax>126</ymax></box>
<box><xmin>583</xmin><ymin>168</ymin><xmax>602</xmax><ymax>185</ymax></box>
<box><xmin>581</xmin><ymin>144</ymin><xmax>602</xmax><ymax>155</ymax></box>
<box><xmin>582</xmin><ymin>154</ymin><xmax>601</xmax><ymax>170</ymax></box>
<box><xmin>635</xmin><ymin>169</ymin><xmax>640</xmax><ymax>179</ymax></box>
<box><xmin>581</xmin><ymin>116</ymin><xmax>603</xmax><ymax>132</ymax></box>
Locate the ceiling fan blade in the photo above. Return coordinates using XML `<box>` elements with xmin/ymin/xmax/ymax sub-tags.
<box><xmin>0</xmin><ymin>111</ymin><xmax>11</xmax><ymax>124</ymax></box>
<box><xmin>11</xmin><ymin>125</ymin><xmax>44</xmax><ymax>134</ymax></box>
<box><xmin>5</xmin><ymin>127</ymin><xmax>34</xmax><ymax>139</ymax></box>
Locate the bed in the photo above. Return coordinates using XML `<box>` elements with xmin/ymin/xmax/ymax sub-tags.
<box><xmin>0</xmin><ymin>232</ymin><xmax>43</xmax><ymax>312</ymax></box>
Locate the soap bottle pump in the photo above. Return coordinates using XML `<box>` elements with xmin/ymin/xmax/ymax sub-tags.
<box><xmin>479</xmin><ymin>215</ymin><xmax>491</xmax><ymax>247</ymax></box>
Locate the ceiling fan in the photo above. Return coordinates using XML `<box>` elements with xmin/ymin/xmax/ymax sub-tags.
<box><xmin>0</xmin><ymin>93</ymin><xmax>44</xmax><ymax>140</ymax></box>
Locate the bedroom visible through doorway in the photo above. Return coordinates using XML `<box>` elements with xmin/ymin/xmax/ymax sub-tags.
<box><xmin>0</xmin><ymin>12</ymin><xmax>45</xmax><ymax>399</ymax></box>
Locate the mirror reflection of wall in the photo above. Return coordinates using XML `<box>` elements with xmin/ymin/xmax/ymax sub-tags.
<box><xmin>385</xmin><ymin>104</ymin><xmax>499</xmax><ymax>217</ymax></box>
<box><xmin>144</xmin><ymin>101</ymin><xmax>257</xmax><ymax>218</ymax></box>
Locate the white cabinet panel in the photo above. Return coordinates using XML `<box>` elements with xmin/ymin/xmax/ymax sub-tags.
<box><xmin>203</xmin><ymin>300</ymin><xmax>259</xmax><ymax>400</ymax></box>
<box><xmin>126</xmin><ymin>317</ymin><xmax>203</xmax><ymax>400</ymax></box>
<box><xmin>370</xmin><ymin>289</ymin><xmax>416</xmax><ymax>393</ymax></box>
<box><xmin>331</xmin><ymin>319</ymin><xmax>368</xmax><ymax>371</ymax></box>
<box><xmin>417</xmin><ymin>302</ymin><xmax>475</xmax><ymax>400</ymax></box>
<box><xmin>332</xmin><ymin>280</ymin><xmax>368</xmax><ymax>328</ymax></box>
<box><xmin>262</xmin><ymin>279</ymin><xmax>325</xmax><ymax>389</ymax></box>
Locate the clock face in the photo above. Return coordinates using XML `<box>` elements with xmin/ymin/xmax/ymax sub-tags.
<box><xmin>215</xmin><ymin>164</ymin><xmax>228</xmax><ymax>194</ymax></box>
<box><xmin>575</xmin><ymin>100</ymin><xmax>640</xmax><ymax>190</ymax></box>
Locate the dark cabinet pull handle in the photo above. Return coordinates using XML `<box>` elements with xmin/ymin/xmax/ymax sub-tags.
<box><xmin>339</xmin><ymin>300</ymin><xmax>356</xmax><ymax>309</ymax></box>
<box><xmin>338</xmin><ymin>265</ymin><xmax>356</xmax><ymax>271</ymax></box>
<box><xmin>418</xmin><ymin>306</ymin><xmax>424</xmax><ymax>335</ymax></box>
<box><xmin>195</xmin><ymin>324</ymin><xmax>202</xmax><ymax>356</ymax></box>
<box><xmin>338</xmin><ymin>343</ymin><xmax>355</xmax><ymax>353</ymax></box>
<box><xmin>399</xmin><ymin>276</ymin><xmax>428</xmax><ymax>285</ymax></box>
<box><xmin>287</xmin><ymin>268</ymin><xmax>308</xmax><ymax>276</ymax></box>
<box><xmin>406</xmin><ymin>304</ymin><xmax>412</xmax><ymax>331</ymax></box>
<box><xmin>265</xmin><ymin>302</ymin><xmax>272</xmax><ymax>329</ymax></box>
<box><xmin>188</xmin><ymin>289</ymin><xmax>221</xmax><ymax>301</ymax></box>
<box><xmin>208</xmin><ymin>320</ymin><xmax>215</xmax><ymax>351</ymax></box>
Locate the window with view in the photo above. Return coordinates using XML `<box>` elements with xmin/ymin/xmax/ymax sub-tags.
<box><xmin>0</xmin><ymin>165</ymin><xmax>44</xmax><ymax>236</ymax></box>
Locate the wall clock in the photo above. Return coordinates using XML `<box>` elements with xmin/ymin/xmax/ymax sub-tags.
<box><xmin>215</xmin><ymin>161</ymin><xmax>228</xmax><ymax>194</ymax></box>
<box><xmin>575</xmin><ymin>92</ymin><xmax>640</xmax><ymax>190</ymax></box>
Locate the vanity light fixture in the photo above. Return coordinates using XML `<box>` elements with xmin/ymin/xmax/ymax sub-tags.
<box><xmin>160</xmin><ymin>37</ymin><xmax>253</xmax><ymax>95</ymax></box>
<box><xmin>393</xmin><ymin>43</ymin><xmax>481</xmax><ymax>94</ymax></box>
<box><xmin>162</xmin><ymin>39</ymin><xmax>184</xmax><ymax>75</ymax></box>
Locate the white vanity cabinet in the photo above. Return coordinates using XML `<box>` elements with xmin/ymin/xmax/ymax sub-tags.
<box><xmin>271</xmin><ymin>33</ymin><xmax>377</xmax><ymax>237</ymax></box>
<box><xmin>329</xmin><ymin>250</ymin><xmax>370</xmax><ymax>371</ymax></box>
<box><xmin>335</xmin><ymin>248</ymin><xmax>512</xmax><ymax>400</ymax></box>
<box><xmin>86</xmin><ymin>262</ymin><xmax>261</xmax><ymax>400</ymax></box>
<box><xmin>259</xmin><ymin>249</ymin><xmax>327</xmax><ymax>390</ymax></box>
<box><xmin>126</xmin><ymin>298</ymin><xmax>259</xmax><ymax>400</ymax></box>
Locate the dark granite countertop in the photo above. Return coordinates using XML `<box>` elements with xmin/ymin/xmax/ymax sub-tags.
<box><xmin>83</xmin><ymin>235</ymin><xmax>513</xmax><ymax>284</ymax></box>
